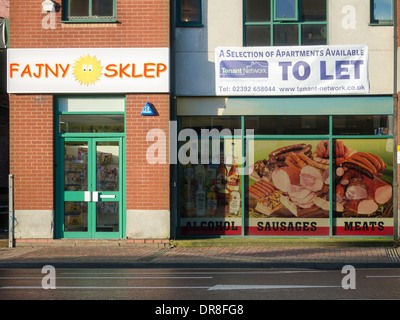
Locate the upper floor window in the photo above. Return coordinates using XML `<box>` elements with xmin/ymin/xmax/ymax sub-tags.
<box><xmin>177</xmin><ymin>0</ymin><xmax>202</xmax><ymax>27</ymax></box>
<box><xmin>371</xmin><ymin>0</ymin><xmax>393</xmax><ymax>24</ymax></box>
<box><xmin>244</xmin><ymin>0</ymin><xmax>327</xmax><ymax>46</ymax></box>
<box><xmin>62</xmin><ymin>0</ymin><xmax>117</xmax><ymax>23</ymax></box>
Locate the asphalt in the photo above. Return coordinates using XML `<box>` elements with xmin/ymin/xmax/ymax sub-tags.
<box><xmin>0</xmin><ymin>238</ymin><xmax>400</xmax><ymax>269</ymax></box>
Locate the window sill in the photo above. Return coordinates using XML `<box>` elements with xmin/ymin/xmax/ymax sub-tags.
<box><xmin>61</xmin><ymin>19</ymin><xmax>118</xmax><ymax>24</ymax></box>
<box><xmin>176</xmin><ymin>23</ymin><xmax>203</xmax><ymax>28</ymax></box>
<box><xmin>369</xmin><ymin>22</ymin><xmax>393</xmax><ymax>26</ymax></box>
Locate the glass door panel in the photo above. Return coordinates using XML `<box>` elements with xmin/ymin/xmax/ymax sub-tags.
<box><xmin>96</xmin><ymin>202</ymin><xmax>119</xmax><ymax>232</ymax></box>
<box><xmin>61</xmin><ymin>137</ymin><xmax>122</xmax><ymax>238</ymax></box>
<box><xmin>96</xmin><ymin>141</ymin><xmax>119</xmax><ymax>191</ymax></box>
<box><xmin>95</xmin><ymin>140</ymin><xmax>121</xmax><ymax>234</ymax></box>
<box><xmin>64</xmin><ymin>201</ymin><xmax>88</xmax><ymax>232</ymax></box>
<box><xmin>64</xmin><ymin>141</ymin><xmax>88</xmax><ymax>191</ymax></box>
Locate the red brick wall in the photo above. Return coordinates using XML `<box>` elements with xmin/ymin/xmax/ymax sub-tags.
<box><xmin>9</xmin><ymin>0</ymin><xmax>169</xmax><ymax>48</ymax></box>
<box><xmin>125</xmin><ymin>94</ymin><xmax>170</xmax><ymax>210</ymax></box>
<box><xmin>9</xmin><ymin>0</ymin><xmax>170</xmax><ymax>214</ymax></box>
<box><xmin>9</xmin><ymin>94</ymin><xmax>54</xmax><ymax>210</ymax></box>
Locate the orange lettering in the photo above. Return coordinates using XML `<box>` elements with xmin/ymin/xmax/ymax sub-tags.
<box><xmin>104</xmin><ymin>64</ymin><xmax>118</xmax><ymax>78</ymax></box>
<box><xmin>45</xmin><ymin>63</ymin><xmax>58</xmax><ymax>78</ymax></box>
<box><xmin>144</xmin><ymin>63</ymin><xmax>156</xmax><ymax>78</ymax></box>
<box><xmin>131</xmin><ymin>63</ymin><xmax>143</xmax><ymax>78</ymax></box>
<box><xmin>156</xmin><ymin>63</ymin><xmax>167</xmax><ymax>77</ymax></box>
<box><xmin>9</xmin><ymin>63</ymin><xmax>20</xmax><ymax>78</ymax></box>
<box><xmin>33</xmin><ymin>64</ymin><xmax>44</xmax><ymax>78</ymax></box>
<box><xmin>21</xmin><ymin>64</ymin><xmax>32</xmax><ymax>78</ymax></box>
<box><xmin>119</xmin><ymin>64</ymin><xmax>131</xmax><ymax>78</ymax></box>
<box><xmin>59</xmin><ymin>64</ymin><xmax>70</xmax><ymax>78</ymax></box>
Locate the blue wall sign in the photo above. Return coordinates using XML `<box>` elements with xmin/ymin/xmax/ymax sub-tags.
<box><xmin>141</xmin><ymin>102</ymin><xmax>157</xmax><ymax>116</ymax></box>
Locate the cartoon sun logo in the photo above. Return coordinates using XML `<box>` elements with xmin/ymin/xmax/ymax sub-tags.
<box><xmin>73</xmin><ymin>55</ymin><xmax>103</xmax><ymax>86</ymax></box>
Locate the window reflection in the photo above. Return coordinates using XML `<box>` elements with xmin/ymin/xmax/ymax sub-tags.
<box><xmin>372</xmin><ymin>0</ymin><xmax>393</xmax><ymax>21</ymax></box>
<box><xmin>275</xmin><ymin>0</ymin><xmax>297</xmax><ymax>20</ymax></box>
<box><xmin>59</xmin><ymin>114</ymin><xmax>124</xmax><ymax>133</ymax></box>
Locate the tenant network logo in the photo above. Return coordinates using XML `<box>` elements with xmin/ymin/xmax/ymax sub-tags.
<box><xmin>220</xmin><ymin>60</ymin><xmax>269</xmax><ymax>78</ymax></box>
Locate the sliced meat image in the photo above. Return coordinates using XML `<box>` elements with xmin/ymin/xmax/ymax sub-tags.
<box><xmin>287</xmin><ymin>185</ymin><xmax>315</xmax><ymax>209</ymax></box>
<box><xmin>345</xmin><ymin>177</ymin><xmax>368</xmax><ymax>200</ymax></box>
<box><xmin>271</xmin><ymin>166</ymin><xmax>300</xmax><ymax>193</ymax></box>
<box><xmin>299</xmin><ymin>165</ymin><xmax>324</xmax><ymax>192</ymax></box>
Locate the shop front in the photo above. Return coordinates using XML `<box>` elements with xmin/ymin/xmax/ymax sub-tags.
<box><xmin>176</xmin><ymin>45</ymin><xmax>394</xmax><ymax>238</ymax></box>
<box><xmin>8</xmin><ymin>48</ymin><xmax>170</xmax><ymax>240</ymax></box>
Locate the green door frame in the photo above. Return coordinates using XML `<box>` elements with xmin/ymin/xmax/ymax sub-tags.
<box><xmin>56</xmin><ymin>136</ymin><xmax>125</xmax><ymax>239</ymax></box>
<box><xmin>55</xmin><ymin>96</ymin><xmax>126</xmax><ymax>239</ymax></box>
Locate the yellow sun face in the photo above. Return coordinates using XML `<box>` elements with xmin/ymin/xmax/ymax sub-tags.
<box><xmin>73</xmin><ymin>55</ymin><xmax>102</xmax><ymax>86</ymax></box>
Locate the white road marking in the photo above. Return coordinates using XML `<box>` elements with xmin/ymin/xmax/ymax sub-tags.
<box><xmin>0</xmin><ymin>286</ymin><xmax>211</xmax><ymax>290</ymax></box>
<box><xmin>0</xmin><ymin>276</ymin><xmax>213</xmax><ymax>280</ymax></box>
<box><xmin>208</xmin><ymin>284</ymin><xmax>341</xmax><ymax>290</ymax></box>
<box><xmin>366</xmin><ymin>275</ymin><xmax>400</xmax><ymax>278</ymax></box>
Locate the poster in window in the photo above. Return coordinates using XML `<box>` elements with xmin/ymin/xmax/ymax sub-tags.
<box><xmin>179</xmin><ymin>139</ymin><xmax>242</xmax><ymax>236</ymax></box>
<box><xmin>247</xmin><ymin>140</ymin><xmax>330</xmax><ymax>236</ymax></box>
<box><xmin>334</xmin><ymin>139</ymin><xmax>393</xmax><ymax>236</ymax></box>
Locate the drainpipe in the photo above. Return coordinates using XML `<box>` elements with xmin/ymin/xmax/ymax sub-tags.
<box><xmin>169</xmin><ymin>0</ymin><xmax>177</xmax><ymax>240</ymax></box>
<box><xmin>8</xmin><ymin>174</ymin><xmax>14</xmax><ymax>248</ymax></box>
<box><xmin>393</xmin><ymin>0</ymin><xmax>398</xmax><ymax>242</ymax></box>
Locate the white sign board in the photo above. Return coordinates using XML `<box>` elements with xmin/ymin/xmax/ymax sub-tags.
<box><xmin>7</xmin><ymin>48</ymin><xmax>169</xmax><ymax>93</ymax></box>
<box><xmin>215</xmin><ymin>45</ymin><xmax>369</xmax><ymax>96</ymax></box>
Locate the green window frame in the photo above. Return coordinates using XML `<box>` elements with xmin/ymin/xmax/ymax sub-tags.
<box><xmin>62</xmin><ymin>0</ymin><xmax>117</xmax><ymax>23</ymax></box>
<box><xmin>176</xmin><ymin>113</ymin><xmax>394</xmax><ymax>239</ymax></box>
<box><xmin>177</xmin><ymin>0</ymin><xmax>202</xmax><ymax>27</ymax></box>
<box><xmin>244</xmin><ymin>0</ymin><xmax>327</xmax><ymax>46</ymax></box>
<box><xmin>370</xmin><ymin>0</ymin><xmax>393</xmax><ymax>25</ymax></box>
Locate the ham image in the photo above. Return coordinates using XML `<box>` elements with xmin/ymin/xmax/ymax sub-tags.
<box><xmin>345</xmin><ymin>177</ymin><xmax>368</xmax><ymax>200</ymax></box>
<box><xmin>299</xmin><ymin>166</ymin><xmax>324</xmax><ymax>192</ymax></box>
<box><xmin>287</xmin><ymin>185</ymin><xmax>315</xmax><ymax>209</ymax></box>
<box><xmin>346</xmin><ymin>198</ymin><xmax>378</xmax><ymax>215</ymax></box>
<box><xmin>363</xmin><ymin>176</ymin><xmax>392</xmax><ymax>204</ymax></box>
<box><xmin>271</xmin><ymin>166</ymin><xmax>300</xmax><ymax>193</ymax></box>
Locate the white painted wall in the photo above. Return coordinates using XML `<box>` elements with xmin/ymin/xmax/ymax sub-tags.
<box><xmin>175</xmin><ymin>0</ymin><xmax>394</xmax><ymax>96</ymax></box>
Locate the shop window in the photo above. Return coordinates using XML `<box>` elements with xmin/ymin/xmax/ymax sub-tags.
<box><xmin>248</xmin><ymin>140</ymin><xmax>330</xmax><ymax>236</ymax></box>
<box><xmin>370</xmin><ymin>0</ymin><xmax>393</xmax><ymax>24</ymax></box>
<box><xmin>179</xmin><ymin>137</ymin><xmax>243</xmax><ymax>236</ymax></box>
<box><xmin>332</xmin><ymin>115</ymin><xmax>392</xmax><ymax>136</ymax></box>
<box><xmin>180</xmin><ymin>116</ymin><xmax>241</xmax><ymax>135</ymax></box>
<box><xmin>333</xmin><ymin>139</ymin><xmax>393</xmax><ymax>236</ymax></box>
<box><xmin>177</xmin><ymin>0</ymin><xmax>202</xmax><ymax>27</ymax></box>
<box><xmin>62</xmin><ymin>0</ymin><xmax>116</xmax><ymax>22</ymax></box>
<box><xmin>59</xmin><ymin>114</ymin><xmax>124</xmax><ymax>133</ymax></box>
<box><xmin>244</xmin><ymin>0</ymin><xmax>327</xmax><ymax>46</ymax></box>
<box><xmin>245</xmin><ymin>116</ymin><xmax>329</xmax><ymax>135</ymax></box>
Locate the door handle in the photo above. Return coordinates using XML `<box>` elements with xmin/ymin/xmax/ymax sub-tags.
<box><xmin>92</xmin><ymin>191</ymin><xmax>99</xmax><ymax>202</ymax></box>
<box><xmin>84</xmin><ymin>191</ymin><xmax>91</xmax><ymax>202</ymax></box>
<box><xmin>100</xmin><ymin>195</ymin><xmax>116</xmax><ymax>199</ymax></box>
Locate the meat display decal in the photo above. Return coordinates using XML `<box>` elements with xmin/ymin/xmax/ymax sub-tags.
<box><xmin>249</xmin><ymin>140</ymin><xmax>393</xmax><ymax>236</ymax></box>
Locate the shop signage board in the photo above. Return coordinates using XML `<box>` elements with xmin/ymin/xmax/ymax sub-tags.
<box><xmin>215</xmin><ymin>45</ymin><xmax>369</xmax><ymax>96</ymax></box>
<box><xmin>7</xmin><ymin>48</ymin><xmax>169</xmax><ymax>93</ymax></box>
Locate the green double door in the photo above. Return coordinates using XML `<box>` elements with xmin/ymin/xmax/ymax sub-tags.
<box><xmin>57</xmin><ymin>137</ymin><xmax>124</xmax><ymax>239</ymax></box>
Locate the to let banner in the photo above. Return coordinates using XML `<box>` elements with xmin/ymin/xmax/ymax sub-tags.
<box><xmin>215</xmin><ymin>45</ymin><xmax>369</xmax><ymax>96</ymax></box>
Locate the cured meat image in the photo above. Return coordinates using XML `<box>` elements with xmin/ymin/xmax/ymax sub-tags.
<box><xmin>363</xmin><ymin>176</ymin><xmax>392</xmax><ymax>205</ymax></box>
<box><xmin>249</xmin><ymin>140</ymin><xmax>393</xmax><ymax>219</ymax></box>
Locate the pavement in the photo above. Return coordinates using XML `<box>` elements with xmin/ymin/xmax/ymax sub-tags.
<box><xmin>0</xmin><ymin>238</ymin><xmax>400</xmax><ymax>269</ymax></box>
